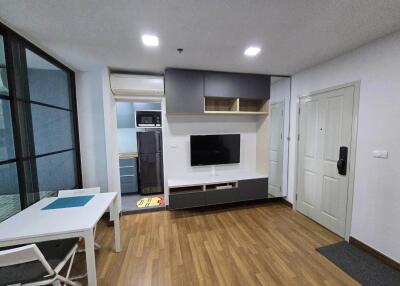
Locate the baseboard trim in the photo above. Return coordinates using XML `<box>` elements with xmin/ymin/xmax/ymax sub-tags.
<box><xmin>121</xmin><ymin>206</ymin><xmax>165</xmax><ymax>216</ymax></box>
<box><xmin>280</xmin><ymin>198</ymin><xmax>293</xmax><ymax>208</ymax></box>
<box><xmin>349</xmin><ymin>236</ymin><xmax>400</xmax><ymax>271</ymax></box>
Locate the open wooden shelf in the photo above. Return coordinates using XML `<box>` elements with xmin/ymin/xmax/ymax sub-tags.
<box><xmin>239</xmin><ymin>98</ymin><xmax>268</xmax><ymax>113</ymax></box>
<box><xmin>169</xmin><ymin>185</ymin><xmax>205</xmax><ymax>193</ymax></box>
<box><xmin>205</xmin><ymin>181</ymin><xmax>239</xmax><ymax>191</ymax></box>
<box><xmin>204</xmin><ymin>97</ymin><xmax>239</xmax><ymax>112</ymax></box>
<box><xmin>204</xmin><ymin>96</ymin><xmax>268</xmax><ymax>115</ymax></box>
<box><xmin>169</xmin><ymin>181</ymin><xmax>239</xmax><ymax>193</ymax></box>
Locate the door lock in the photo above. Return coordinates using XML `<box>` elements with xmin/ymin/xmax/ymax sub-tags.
<box><xmin>337</xmin><ymin>146</ymin><xmax>348</xmax><ymax>175</ymax></box>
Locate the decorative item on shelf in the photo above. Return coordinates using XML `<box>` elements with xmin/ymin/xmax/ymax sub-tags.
<box><xmin>215</xmin><ymin>185</ymin><xmax>233</xmax><ymax>190</ymax></box>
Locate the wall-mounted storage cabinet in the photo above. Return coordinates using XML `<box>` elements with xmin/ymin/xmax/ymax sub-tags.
<box><xmin>165</xmin><ymin>68</ymin><xmax>270</xmax><ymax>114</ymax></box>
<box><xmin>165</xmin><ymin>69</ymin><xmax>204</xmax><ymax>114</ymax></box>
<box><xmin>204</xmin><ymin>72</ymin><xmax>270</xmax><ymax>99</ymax></box>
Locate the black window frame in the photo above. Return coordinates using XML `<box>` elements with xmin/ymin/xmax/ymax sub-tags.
<box><xmin>0</xmin><ymin>21</ymin><xmax>82</xmax><ymax>210</ymax></box>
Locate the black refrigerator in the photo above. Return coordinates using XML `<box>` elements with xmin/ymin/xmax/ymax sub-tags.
<box><xmin>136</xmin><ymin>130</ymin><xmax>164</xmax><ymax>195</ymax></box>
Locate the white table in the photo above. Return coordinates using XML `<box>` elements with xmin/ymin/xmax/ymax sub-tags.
<box><xmin>0</xmin><ymin>192</ymin><xmax>121</xmax><ymax>286</ymax></box>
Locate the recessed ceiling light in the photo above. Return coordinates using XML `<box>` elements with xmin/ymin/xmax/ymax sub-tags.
<box><xmin>142</xmin><ymin>34</ymin><xmax>159</xmax><ymax>47</ymax></box>
<box><xmin>244</xmin><ymin>46</ymin><xmax>261</xmax><ymax>56</ymax></box>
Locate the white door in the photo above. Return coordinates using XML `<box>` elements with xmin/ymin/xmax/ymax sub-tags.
<box><xmin>268</xmin><ymin>102</ymin><xmax>284</xmax><ymax>197</ymax></box>
<box><xmin>296</xmin><ymin>85</ymin><xmax>355</xmax><ymax>237</ymax></box>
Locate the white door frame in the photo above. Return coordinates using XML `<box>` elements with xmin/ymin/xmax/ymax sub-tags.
<box><xmin>294</xmin><ymin>81</ymin><xmax>360</xmax><ymax>240</ymax></box>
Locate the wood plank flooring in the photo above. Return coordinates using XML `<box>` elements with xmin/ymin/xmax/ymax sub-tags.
<box><xmin>74</xmin><ymin>201</ymin><xmax>359</xmax><ymax>286</ymax></box>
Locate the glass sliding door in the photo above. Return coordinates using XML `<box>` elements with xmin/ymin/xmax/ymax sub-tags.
<box><xmin>0</xmin><ymin>22</ymin><xmax>81</xmax><ymax>221</ymax></box>
<box><xmin>0</xmin><ymin>34</ymin><xmax>21</xmax><ymax>222</ymax></box>
<box><xmin>25</xmin><ymin>48</ymin><xmax>79</xmax><ymax>198</ymax></box>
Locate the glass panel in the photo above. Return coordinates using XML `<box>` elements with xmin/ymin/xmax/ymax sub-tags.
<box><xmin>0</xmin><ymin>163</ymin><xmax>21</xmax><ymax>222</ymax></box>
<box><xmin>26</xmin><ymin>49</ymin><xmax>71</xmax><ymax>109</ymax></box>
<box><xmin>31</xmin><ymin>103</ymin><xmax>74</xmax><ymax>155</ymax></box>
<box><xmin>268</xmin><ymin>76</ymin><xmax>291</xmax><ymax>198</ymax></box>
<box><xmin>0</xmin><ymin>35</ymin><xmax>8</xmax><ymax>97</ymax></box>
<box><xmin>0</xmin><ymin>99</ymin><xmax>15</xmax><ymax>161</ymax></box>
<box><xmin>36</xmin><ymin>150</ymin><xmax>77</xmax><ymax>198</ymax></box>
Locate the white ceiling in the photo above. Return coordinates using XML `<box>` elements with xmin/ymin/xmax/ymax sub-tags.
<box><xmin>1</xmin><ymin>0</ymin><xmax>400</xmax><ymax>75</ymax></box>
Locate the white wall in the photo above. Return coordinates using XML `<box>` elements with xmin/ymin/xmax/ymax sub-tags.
<box><xmin>117</xmin><ymin>128</ymin><xmax>138</xmax><ymax>152</ymax></box>
<box><xmin>101</xmin><ymin>69</ymin><xmax>121</xmax><ymax>213</ymax></box>
<box><xmin>164</xmin><ymin>115</ymin><xmax>262</xmax><ymax>180</ymax></box>
<box><xmin>288</xmin><ymin>31</ymin><xmax>400</xmax><ymax>261</ymax></box>
<box><xmin>76</xmin><ymin>68</ymin><xmax>121</xmax><ymax>214</ymax></box>
<box><xmin>75</xmin><ymin>70</ymin><xmax>109</xmax><ymax>193</ymax></box>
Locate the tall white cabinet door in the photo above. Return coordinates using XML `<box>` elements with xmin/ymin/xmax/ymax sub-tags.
<box><xmin>297</xmin><ymin>86</ymin><xmax>355</xmax><ymax>237</ymax></box>
<box><xmin>268</xmin><ymin>102</ymin><xmax>284</xmax><ymax>197</ymax></box>
<box><xmin>297</xmin><ymin>96</ymin><xmax>324</xmax><ymax>221</ymax></box>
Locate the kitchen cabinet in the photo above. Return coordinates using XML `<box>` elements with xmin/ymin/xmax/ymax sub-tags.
<box><xmin>119</xmin><ymin>157</ymin><xmax>138</xmax><ymax>194</ymax></box>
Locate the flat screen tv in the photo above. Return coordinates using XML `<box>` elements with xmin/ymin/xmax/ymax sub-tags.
<box><xmin>190</xmin><ymin>134</ymin><xmax>240</xmax><ymax>166</ymax></box>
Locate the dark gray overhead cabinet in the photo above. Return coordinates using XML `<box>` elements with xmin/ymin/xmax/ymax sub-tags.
<box><xmin>165</xmin><ymin>68</ymin><xmax>271</xmax><ymax>114</ymax></box>
<box><xmin>204</xmin><ymin>71</ymin><xmax>270</xmax><ymax>99</ymax></box>
<box><xmin>165</xmin><ymin>68</ymin><xmax>204</xmax><ymax>114</ymax></box>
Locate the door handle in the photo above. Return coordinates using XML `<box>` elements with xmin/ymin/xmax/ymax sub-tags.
<box><xmin>337</xmin><ymin>146</ymin><xmax>348</xmax><ymax>175</ymax></box>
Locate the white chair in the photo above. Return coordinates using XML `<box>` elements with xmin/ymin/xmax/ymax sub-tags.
<box><xmin>57</xmin><ymin>187</ymin><xmax>101</xmax><ymax>251</ymax></box>
<box><xmin>0</xmin><ymin>239</ymin><xmax>80</xmax><ymax>286</ymax></box>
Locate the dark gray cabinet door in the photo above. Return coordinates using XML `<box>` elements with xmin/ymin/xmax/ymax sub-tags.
<box><xmin>205</xmin><ymin>188</ymin><xmax>239</xmax><ymax>205</ymax></box>
<box><xmin>169</xmin><ymin>191</ymin><xmax>206</xmax><ymax>210</ymax></box>
<box><xmin>237</xmin><ymin>178</ymin><xmax>268</xmax><ymax>201</ymax></box>
<box><xmin>204</xmin><ymin>72</ymin><xmax>270</xmax><ymax>99</ymax></box>
<box><xmin>165</xmin><ymin>69</ymin><xmax>204</xmax><ymax>113</ymax></box>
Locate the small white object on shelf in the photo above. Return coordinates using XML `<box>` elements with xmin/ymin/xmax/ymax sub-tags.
<box><xmin>215</xmin><ymin>185</ymin><xmax>233</xmax><ymax>190</ymax></box>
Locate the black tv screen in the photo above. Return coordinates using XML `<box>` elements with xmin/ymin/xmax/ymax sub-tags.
<box><xmin>190</xmin><ymin>134</ymin><xmax>240</xmax><ymax>166</ymax></box>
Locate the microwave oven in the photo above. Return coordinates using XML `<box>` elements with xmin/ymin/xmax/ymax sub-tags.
<box><xmin>135</xmin><ymin>110</ymin><xmax>162</xmax><ymax>128</ymax></box>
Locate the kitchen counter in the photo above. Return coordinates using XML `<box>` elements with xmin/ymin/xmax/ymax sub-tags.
<box><xmin>119</xmin><ymin>152</ymin><xmax>138</xmax><ymax>159</ymax></box>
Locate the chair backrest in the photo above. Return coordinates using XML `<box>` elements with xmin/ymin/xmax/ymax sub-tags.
<box><xmin>0</xmin><ymin>244</ymin><xmax>54</xmax><ymax>275</ymax></box>
<box><xmin>58</xmin><ymin>187</ymin><xmax>101</xmax><ymax>197</ymax></box>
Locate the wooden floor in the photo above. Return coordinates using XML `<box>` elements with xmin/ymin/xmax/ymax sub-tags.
<box><xmin>74</xmin><ymin>201</ymin><xmax>359</xmax><ymax>286</ymax></box>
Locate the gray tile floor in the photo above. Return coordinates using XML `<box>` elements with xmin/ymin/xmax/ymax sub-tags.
<box><xmin>121</xmin><ymin>193</ymin><xmax>165</xmax><ymax>213</ymax></box>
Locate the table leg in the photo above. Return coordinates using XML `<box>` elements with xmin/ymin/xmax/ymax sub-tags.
<box><xmin>84</xmin><ymin>230</ymin><xmax>97</xmax><ymax>286</ymax></box>
<box><xmin>113</xmin><ymin>196</ymin><xmax>121</xmax><ymax>252</ymax></box>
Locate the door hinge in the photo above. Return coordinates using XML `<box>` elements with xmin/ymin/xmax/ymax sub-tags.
<box><xmin>298</xmin><ymin>107</ymin><xmax>301</xmax><ymax>115</ymax></box>
<box><xmin>297</xmin><ymin>134</ymin><xmax>300</xmax><ymax>141</ymax></box>
<box><xmin>295</xmin><ymin>193</ymin><xmax>298</xmax><ymax>201</ymax></box>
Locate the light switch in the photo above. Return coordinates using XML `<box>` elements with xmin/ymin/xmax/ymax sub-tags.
<box><xmin>372</xmin><ymin>150</ymin><xmax>388</xmax><ymax>159</ymax></box>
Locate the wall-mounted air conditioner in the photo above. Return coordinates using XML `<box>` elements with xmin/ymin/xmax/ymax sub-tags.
<box><xmin>110</xmin><ymin>74</ymin><xmax>164</xmax><ymax>96</ymax></box>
